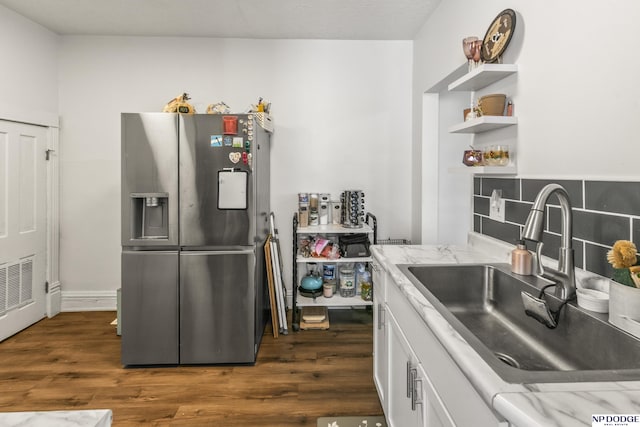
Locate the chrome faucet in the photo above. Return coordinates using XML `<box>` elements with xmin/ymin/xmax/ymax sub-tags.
<box><xmin>522</xmin><ymin>183</ymin><xmax>576</xmax><ymax>301</ymax></box>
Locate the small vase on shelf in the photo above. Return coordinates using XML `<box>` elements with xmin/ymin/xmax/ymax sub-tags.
<box><xmin>607</xmin><ymin>240</ymin><xmax>640</xmax><ymax>338</ymax></box>
<box><xmin>611</xmin><ymin>267</ymin><xmax>635</xmax><ymax>288</ymax></box>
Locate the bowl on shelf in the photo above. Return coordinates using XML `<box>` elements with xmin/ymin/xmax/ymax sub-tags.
<box><xmin>478</xmin><ymin>94</ymin><xmax>507</xmax><ymax>116</ymax></box>
<box><xmin>483</xmin><ymin>145</ymin><xmax>509</xmax><ymax>166</ymax></box>
<box><xmin>462</xmin><ymin>150</ymin><xmax>483</xmax><ymax>166</ymax></box>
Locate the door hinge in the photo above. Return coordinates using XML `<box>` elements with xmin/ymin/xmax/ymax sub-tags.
<box><xmin>45</xmin><ymin>281</ymin><xmax>49</xmax><ymax>293</ymax></box>
<box><xmin>45</xmin><ymin>149</ymin><xmax>55</xmax><ymax>160</ymax></box>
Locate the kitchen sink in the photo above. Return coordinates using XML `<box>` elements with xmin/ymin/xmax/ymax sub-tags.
<box><xmin>398</xmin><ymin>263</ymin><xmax>640</xmax><ymax>384</ymax></box>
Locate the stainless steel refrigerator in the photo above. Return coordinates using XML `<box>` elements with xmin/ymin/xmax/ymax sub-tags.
<box><xmin>120</xmin><ymin>112</ymin><xmax>271</xmax><ymax>366</ymax></box>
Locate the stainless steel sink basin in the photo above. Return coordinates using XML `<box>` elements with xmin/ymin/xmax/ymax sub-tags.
<box><xmin>399</xmin><ymin>263</ymin><xmax>640</xmax><ymax>384</ymax></box>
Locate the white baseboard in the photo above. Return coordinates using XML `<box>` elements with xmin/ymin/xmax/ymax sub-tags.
<box><xmin>47</xmin><ymin>281</ymin><xmax>62</xmax><ymax>318</ymax></box>
<box><xmin>61</xmin><ymin>291</ymin><xmax>117</xmax><ymax>312</ymax></box>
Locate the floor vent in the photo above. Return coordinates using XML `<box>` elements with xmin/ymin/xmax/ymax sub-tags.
<box><xmin>0</xmin><ymin>258</ymin><xmax>34</xmax><ymax>315</ymax></box>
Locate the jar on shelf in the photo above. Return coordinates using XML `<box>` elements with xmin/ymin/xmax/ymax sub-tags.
<box><xmin>339</xmin><ymin>266</ymin><xmax>356</xmax><ymax>298</ymax></box>
<box><xmin>354</xmin><ymin>262</ymin><xmax>367</xmax><ymax>295</ymax></box>
<box><xmin>358</xmin><ymin>270</ymin><xmax>372</xmax><ymax>301</ymax></box>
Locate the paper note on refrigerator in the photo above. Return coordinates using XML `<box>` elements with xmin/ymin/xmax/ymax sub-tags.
<box><xmin>218</xmin><ymin>170</ymin><xmax>248</xmax><ymax>209</ymax></box>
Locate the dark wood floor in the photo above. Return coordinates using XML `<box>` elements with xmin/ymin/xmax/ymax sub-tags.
<box><xmin>0</xmin><ymin>309</ymin><xmax>383</xmax><ymax>426</ymax></box>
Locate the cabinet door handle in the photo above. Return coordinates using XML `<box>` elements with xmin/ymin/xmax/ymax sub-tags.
<box><xmin>377</xmin><ymin>304</ymin><xmax>385</xmax><ymax>330</ymax></box>
<box><xmin>411</xmin><ymin>370</ymin><xmax>422</xmax><ymax>411</ymax></box>
<box><xmin>406</xmin><ymin>361</ymin><xmax>412</xmax><ymax>398</ymax></box>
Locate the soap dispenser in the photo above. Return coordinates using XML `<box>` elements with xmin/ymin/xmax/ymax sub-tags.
<box><xmin>511</xmin><ymin>240</ymin><xmax>533</xmax><ymax>275</ymax></box>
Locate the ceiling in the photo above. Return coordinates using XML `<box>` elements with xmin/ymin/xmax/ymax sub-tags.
<box><xmin>0</xmin><ymin>0</ymin><xmax>441</xmax><ymax>40</ymax></box>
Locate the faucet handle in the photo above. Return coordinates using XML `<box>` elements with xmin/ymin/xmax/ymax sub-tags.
<box><xmin>534</xmin><ymin>241</ymin><xmax>545</xmax><ymax>276</ymax></box>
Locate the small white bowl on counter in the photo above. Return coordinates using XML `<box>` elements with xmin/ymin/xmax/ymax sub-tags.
<box><xmin>576</xmin><ymin>287</ymin><xmax>610</xmax><ymax>313</ymax></box>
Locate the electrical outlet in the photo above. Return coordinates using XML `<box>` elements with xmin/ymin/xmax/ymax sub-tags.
<box><xmin>490</xmin><ymin>198</ymin><xmax>506</xmax><ymax>223</ymax></box>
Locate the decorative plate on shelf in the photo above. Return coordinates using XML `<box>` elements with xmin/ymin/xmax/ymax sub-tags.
<box><xmin>481</xmin><ymin>8</ymin><xmax>517</xmax><ymax>63</ymax></box>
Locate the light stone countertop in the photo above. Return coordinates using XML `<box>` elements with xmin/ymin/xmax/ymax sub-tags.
<box><xmin>371</xmin><ymin>233</ymin><xmax>640</xmax><ymax>427</ymax></box>
<box><xmin>0</xmin><ymin>409</ymin><xmax>112</xmax><ymax>426</ymax></box>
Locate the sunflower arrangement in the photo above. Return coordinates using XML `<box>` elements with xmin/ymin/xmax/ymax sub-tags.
<box><xmin>607</xmin><ymin>240</ymin><xmax>640</xmax><ymax>288</ymax></box>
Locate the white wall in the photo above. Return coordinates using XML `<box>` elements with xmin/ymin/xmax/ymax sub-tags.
<box><xmin>8</xmin><ymin>0</ymin><xmax>640</xmax><ymax>307</ymax></box>
<box><xmin>57</xmin><ymin>36</ymin><xmax>412</xmax><ymax>302</ymax></box>
<box><xmin>412</xmin><ymin>1</ymin><xmax>640</xmax><ymax>243</ymax></box>
<box><xmin>0</xmin><ymin>5</ymin><xmax>58</xmax><ymax>117</ymax></box>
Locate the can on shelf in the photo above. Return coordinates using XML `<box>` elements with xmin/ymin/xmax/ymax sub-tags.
<box><xmin>323</xmin><ymin>264</ymin><xmax>337</xmax><ymax>293</ymax></box>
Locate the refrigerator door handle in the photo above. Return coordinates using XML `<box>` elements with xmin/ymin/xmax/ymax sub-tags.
<box><xmin>122</xmin><ymin>249</ymin><xmax>177</xmax><ymax>254</ymax></box>
<box><xmin>180</xmin><ymin>249</ymin><xmax>254</xmax><ymax>255</ymax></box>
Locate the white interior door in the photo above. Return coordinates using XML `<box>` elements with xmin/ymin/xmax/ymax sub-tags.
<box><xmin>0</xmin><ymin>120</ymin><xmax>47</xmax><ymax>341</ymax></box>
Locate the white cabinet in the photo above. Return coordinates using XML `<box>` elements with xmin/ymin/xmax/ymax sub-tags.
<box><xmin>291</xmin><ymin>219</ymin><xmax>375</xmax><ymax>331</ymax></box>
<box><xmin>387</xmin><ymin>311</ymin><xmax>457</xmax><ymax>427</ymax></box>
<box><xmin>372</xmin><ymin>256</ymin><xmax>388</xmax><ymax>412</ymax></box>
<box><xmin>375</xmin><ymin>271</ymin><xmax>508</xmax><ymax>427</ymax></box>
<box><xmin>417</xmin><ymin>363</ymin><xmax>456</xmax><ymax>427</ymax></box>
<box><xmin>387</xmin><ymin>310</ymin><xmax>424</xmax><ymax>427</ymax></box>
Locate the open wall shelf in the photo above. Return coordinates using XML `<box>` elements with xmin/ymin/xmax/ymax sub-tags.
<box><xmin>448</xmin><ymin>63</ymin><xmax>518</xmax><ymax>92</ymax></box>
<box><xmin>449</xmin><ymin>116</ymin><xmax>517</xmax><ymax>134</ymax></box>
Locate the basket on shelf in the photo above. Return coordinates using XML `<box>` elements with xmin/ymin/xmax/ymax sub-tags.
<box><xmin>377</xmin><ymin>238</ymin><xmax>411</xmax><ymax>245</ymax></box>
<box><xmin>478</xmin><ymin>94</ymin><xmax>506</xmax><ymax>116</ymax></box>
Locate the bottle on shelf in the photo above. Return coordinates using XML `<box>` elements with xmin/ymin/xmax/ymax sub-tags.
<box><xmin>309</xmin><ymin>193</ymin><xmax>319</xmax><ymax>226</ymax></box>
<box><xmin>506</xmin><ymin>100</ymin><xmax>514</xmax><ymax>116</ymax></box>
<box><xmin>358</xmin><ymin>269</ymin><xmax>372</xmax><ymax>301</ymax></box>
